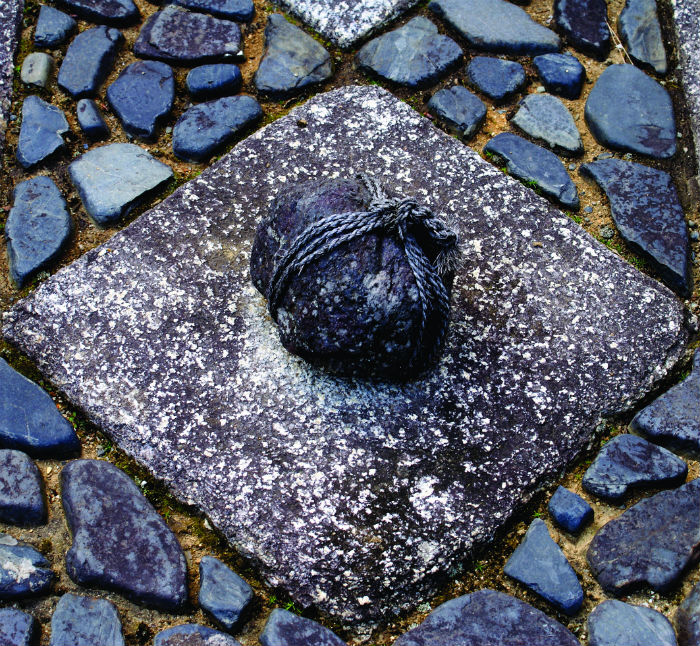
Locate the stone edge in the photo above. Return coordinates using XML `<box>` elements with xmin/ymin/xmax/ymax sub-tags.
<box><xmin>0</xmin><ymin>0</ymin><xmax>23</xmax><ymax>160</ymax></box>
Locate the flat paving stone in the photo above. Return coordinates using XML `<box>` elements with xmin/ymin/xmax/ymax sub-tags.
<box><xmin>511</xmin><ymin>93</ymin><xmax>583</xmax><ymax>155</ymax></box>
<box><xmin>554</xmin><ymin>0</ymin><xmax>610</xmax><ymax>59</ymax></box>
<box><xmin>0</xmin><ymin>533</ymin><xmax>54</xmax><ymax>599</ymax></box>
<box><xmin>20</xmin><ymin>52</ymin><xmax>53</xmax><ymax>89</ymax></box>
<box><xmin>580</xmin><ymin>158</ymin><xmax>691</xmax><ymax>296</ymax></box>
<box><xmin>0</xmin><ymin>450</ymin><xmax>46</xmax><ymax>526</ymax></box>
<box><xmin>548</xmin><ymin>486</ymin><xmax>593</xmax><ymax>534</ymax></box>
<box><xmin>68</xmin><ymin>143</ymin><xmax>173</xmax><ymax>226</ymax></box>
<box><xmin>0</xmin><ymin>608</ymin><xmax>39</xmax><ymax>646</ymax></box>
<box><xmin>0</xmin><ymin>0</ymin><xmax>23</xmax><ymax>158</ymax></box>
<box><xmin>427</xmin><ymin>85</ymin><xmax>486</xmax><ymax>139</ymax></box>
<box><xmin>585</xmin><ymin>64</ymin><xmax>676</xmax><ymax>159</ymax></box>
<box><xmin>588</xmin><ymin>599</ymin><xmax>677</xmax><ymax>646</ymax></box>
<box><xmin>62</xmin><ymin>459</ymin><xmax>188</xmax><ymax>611</ymax></box>
<box><xmin>186</xmin><ymin>64</ymin><xmax>242</xmax><ymax>101</ymax></box>
<box><xmin>676</xmin><ymin>582</ymin><xmax>700</xmax><ymax>646</ymax></box>
<box><xmin>199</xmin><ymin>555</ymin><xmax>253</xmax><ymax>631</ymax></box>
<box><xmin>134</xmin><ymin>6</ymin><xmax>242</xmax><ymax>65</ymax></box>
<box><xmin>106</xmin><ymin>60</ymin><xmax>174</xmax><ymax>140</ymax></box>
<box><xmin>172</xmin><ymin>0</ymin><xmax>254</xmax><ymax>21</ymax></box>
<box><xmin>356</xmin><ymin>16</ymin><xmax>461</xmax><ymax>88</ymax></box>
<box><xmin>631</xmin><ymin>349</ymin><xmax>700</xmax><ymax>455</ymax></box>
<box><xmin>260</xmin><ymin>609</ymin><xmax>345</xmax><ymax>646</ymax></box>
<box><xmin>254</xmin><ymin>14</ymin><xmax>332</xmax><ymax>97</ymax></box>
<box><xmin>6</xmin><ymin>176</ymin><xmax>72</xmax><ymax>288</ymax></box>
<box><xmin>35</xmin><ymin>6</ymin><xmax>76</xmax><ymax>48</ymax></box>
<box><xmin>2</xmin><ymin>86</ymin><xmax>690</xmax><ymax>624</ymax></box>
<box><xmin>57</xmin><ymin>26</ymin><xmax>123</xmax><ymax>99</ymax></box>
<box><xmin>484</xmin><ymin>132</ymin><xmax>579</xmax><ymax>209</ymax></box>
<box><xmin>0</xmin><ymin>358</ymin><xmax>79</xmax><ymax>458</ymax></box>
<box><xmin>76</xmin><ymin>99</ymin><xmax>110</xmax><ymax>139</ymax></box>
<box><xmin>59</xmin><ymin>0</ymin><xmax>138</xmax><ymax>25</ymax></box>
<box><xmin>619</xmin><ymin>0</ymin><xmax>667</xmax><ymax>75</ymax></box>
<box><xmin>50</xmin><ymin>593</ymin><xmax>125</xmax><ymax>646</ymax></box>
<box><xmin>533</xmin><ymin>53</ymin><xmax>585</xmax><ymax>99</ymax></box>
<box><xmin>16</xmin><ymin>96</ymin><xmax>69</xmax><ymax>169</ymax></box>
<box><xmin>467</xmin><ymin>57</ymin><xmax>526</xmax><ymax>102</ymax></box>
<box><xmin>394</xmin><ymin>589</ymin><xmax>579</xmax><ymax>646</ymax></box>
<box><xmin>154</xmin><ymin>624</ymin><xmax>241</xmax><ymax>645</ymax></box>
<box><xmin>429</xmin><ymin>0</ymin><xmax>560</xmax><ymax>55</ymax></box>
<box><xmin>587</xmin><ymin>478</ymin><xmax>700</xmax><ymax>595</ymax></box>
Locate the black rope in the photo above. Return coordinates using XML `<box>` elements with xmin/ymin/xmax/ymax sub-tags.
<box><xmin>267</xmin><ymin>175</ymin><xmax>460</xmax><ymax>371</ymax></box>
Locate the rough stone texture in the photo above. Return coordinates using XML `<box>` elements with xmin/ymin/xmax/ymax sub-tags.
<box><xmin>394</xmin><ymin>589</ymin><xmax>579</xmax><ymax>646</ymax></box>
<box><xmin>587</xmin><ymin>478</ymin><xmax>700</xmax><ymax>595</ymax></box>
<box><xmin>533</xmin><ymin>53</ymin><xmax>585</xmax><ymax>100</ymax></box>
<box><xmin>62</xmin><ymin>459</ymin><xmax>188</xmax><ymax>610</ymax></box>
<box><xmin>154</xmin><ymin>624</ymin><xmax>242</xmax><ymax>645</ymax></box>
<box><xmin>35</xmin><ymin>6</ymin><xmax>76</xmax><ymax>48</ymax></box>
<box><xmin>260</xmin><ymin>609</ymin><xmax>345</xmax><ymax>646</ymax></box>
<box><xmin>511</xmin><ymin>93</ymin><xmax>583</xmax><ymax>155</ymax></box>
<box><xmin>427</xmin><ymin>85</ymin><xmax>486</xmax><ymax>139</ymax></box>
<box><xmin>106</xmin><ymin>60</ymin><xmax>174</xmax><ymax>140</ymax></box>
<box><xmin>619</xmin><ymin>0</ymin><xmax>667</xmax><ymax>75</ymax></box>
<box><xmin>76</xmin><ymin>99</ymin><xmax>110</xmax><ymax>139</ymax></box>
<box><xmin>134</xmin><ymin>6</ymin><xmax>242</xmax><ymax>65</ymax></box>
<box><xmin>582</xmin><ymin>434</ymin><xmax>688</xmax><ymax>501</ymax></box>
<box><xmin>483</xmin><ymin>132</ymin><xmax>579</xmax><ymax>209</ymax></box>
<box><xmin>58</xmin><ymin>0</ymin><xmax>138</xmax><ymax>24</ymax></box>
<box><xmin>631</xmin><ymin>349</ymin><xmax>700</xmax><ymax>455</ymax></box>
<box><xmin>0</xmin><ymin>0</ymin><xmax>23</xmax><ymax>158</ymax></box>
<box><xmin>0</xmin><ymin>358</ymin><xmax>79</xmax><ymax>458</ymax></box>
<box><xmin>554</xmin><ymin>0</ymin><xmax>610</xmax><ymax>59</ymax></box>
<box><xmin>584</xmin><ymin>64</ymin><xmax>676</xmax><ymax>159</ymax></box>
<box><xmin>68</xmin><ymin>143</ymin><xmax>173</xmax><ymax>226</ymax></box>
<box><xmin>548</xmin><ymin>486</ymin><xmax>593</xmax><ymax>534</ymax></box>
<box><xmin>588</xmin><ymin>600</ymin><xmax>677</xmax><ymax>646</ymax></box>
<box><xmin>429</xmin><ymin>0</ymin><xmax>560</xmax><ymax>55</ymax></box>
<box><xmin>199</xmin><ymin>555</ymin><xmax>254</xmax><ymax>631</ymax></box>
<box><xmin>0</xmin><ymin>450</ymin><xmax>46</xmax><ymax>525</ymax></box>
<box><xmin>2</xmin><ymin>86</ymin><xmax>690</xmax><ymax>624</ymax></box>
<box><xmin>20</xmin><ymin>52</ymin><xmax>53</xmax><ymax>89</ymax></box>
<box><xmin>467</xmin><ymin>57</ymin><xmax>526</xmax><ymax>102</ymax></box>
<box><xmin>676</xmin><ymin>582</ymin><xmax>700</xmax><ymax>646</ymax></box>
<box><xmin>580</xmin><ymin>159</ymin><xmax>691</xmax><ymax>296</ymax></box>
<box><xmin>356</xmin><ymin>17</ymin><xmax>462</xmax><ymax>88</ymax></box>
<box><xmin>50</xmin><ymin>593</ymin><xmax>125</xmax><ymax>646</ymax></box>
<box><xmin>186</xmin><ymin>64</ymin><xmax>242</xmax><ymax>101</ymax></box>
<box><xmin>0</xmin><ymin>533</ymin><xmax>54</xmax><ymax>599</ymax></box>
<box><xmin>254</xmin><ymin>15</ymin><xmax>332</xmax><ymax>97</ymax></box>
<box><xmin>173</xmin><ymin>0</ymin><xmax>254</xmax><ymax>21</ymax></box>
<box><xmin>16</xmin><ymin>96</ymin><xmax>70</xmax><ymax>169</ymax></box>
<box><xmin>0</xmin><ymin>608</ymin><xmax>39</xmax><ymax>646</ymax></box>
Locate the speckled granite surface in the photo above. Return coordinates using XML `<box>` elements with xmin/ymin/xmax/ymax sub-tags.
<box><xmin>273</xmin><ymin>0</ymin><xmax>419</xmax><ymax>49</ymax></box>
<box><xmin>3</xmin><ymin>86</ymin><xmax>689</xmax><ymax>624</ymax></box>
<box><xmin>0</xmin><ymin>0</ymin><xmax>23</xmax><ymax>157</ymax></box>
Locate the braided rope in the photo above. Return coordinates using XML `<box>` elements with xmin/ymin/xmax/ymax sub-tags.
<box><xmin>267</xmin><ymin>175</ymin><xmax>460</xmax><ymax>372</ymax></box>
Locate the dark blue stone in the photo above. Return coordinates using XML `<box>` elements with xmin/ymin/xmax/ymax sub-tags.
<box><xmin>533</xmin><ymin>53</ymin><xmax>585</xmax><ymax>99</ymax></box>
<box><xmin>429</xmin><ymin>0</ymin><xmax>560</xmax><ymax>55</ymax></box>
<box><xmin>254</xmin><ymin>14</ymin><xmax>332</xmax><ymax>97</ymax></box>
<box><xmin>106</xmin><ymin>60</ymin><xmax>174</xmax><ymax>140</ymax></box>
<box><xmin>619</xmin><ymin>0</ymin><xmax>667</xmax><ymax>75</ymax></box>
<box><xmin>259</xmin><ymin>609</ymin><xmax>345</xmax><ymax>646</ymax></box>
<box><xmin>6</xmin><ymin>176</ymin><xmax>72</xmax><ymax>287</ymax></box>
<box><xmin>394</xmin><ymin>589</ymin><xmax>579</xmax><ymax>646</ymax></box>
<box><xmin>467</xmin><ymin>57</ymin><xmax>526</xmax><ymax>102</ymax></box>
<box><xmin>676</xmin><ymin>582</ymin><xmax>700</xmax><ymax>646</ymax></box>
<box><xmin>172</xmin><ymin>95</ymin><xmax>262</xmax><ymax>162</ymax></box>
<box><xmin>57</xmin><ymin>26</ymin><xmax>123</xmax><ymax>99</ymax></box>
<box><xmin>0</xmin><ymin>608</ymin><xmax>39</xmax><ymax>646</ymax></box>
<box><xmin>554</xmin><ymin>0</ymin><xmax>610</xmax><ymax>59</ymax></box>
<box><xmin>59</xmin><ymin>0</ymin><xmax>138</xmax><ymax>25</ymax></box>
<box><xmin>0</xmin><ymin>450</ymin><xmax>45</xmax><ymax>526</ymax></box>
<box><xmin>511</xmin><ymin>93</ymin><xmax>583</xmax><ymax>155</ymax></box>
<box><xmin>154</xmin><ymin>624</ymin><xmax>241</xmax><ymax>645</ymax></box>
<box><xmin>62</xmin><ymin>459</ymin><xmax>187</xmax><ymax>611</ymax></box>
<box><xmin>34</xmin><ymin>6</ymin><xmax>76</xmax><ymax>48</ymax></box>
<box><xmin>585</xmin><ymin>64</ymin><xmax>676</xmax><ymax>158</ymax></box>
<box><xmin>427</xmin><ymin>85</ymin><xmax>486</xmax><ymax>139</ymax></box>
<box><xmin>548</xmin><ymin>486</ymin><xmax>593</xmax><ymax>534</ymax></box>
<box><xmin>632</xmin><ymin>350</ymin><xmax>699</xmax><ymax>455</ymax></box>
<box><xmin>0</xmin><ymin>359</ymin><xmax>79</xmax><ymax>458</ymax></box>
<box><xmin>588</xmin><ymin>600</ymin><xmax>676</xmax><ymax>646</ymax></box>
<box><xmin>173</xmin><ymin>0</ymin><xmax>254</xmax><ymax>22</ymax></box>
<box><xmin>16</xmin><ymin>96</ymin><xmax>69</xmax><ymax>169</ymax></box>
<box><xmin>582</xmin><ymin>434</ymin><xmax>687</xmax><ymax>501</ymax></box>
<box><xmin>580</xmin><ymin>159</ymin><xmax>691</xmax><ymax>296</ymax></box>
<box><xmin>587</xmin><ymin>478</ymin><xmax>700</xmax><ymax>594</ymax></box>
<box><xmin>504</xmin><ymin>518</ymin><xmax>583</xmax><ymax>615</ymax></box>
<box><xmin>186</xmin><ymin>64</ymin><xmax>242</xmax><ymax>101</ymax></box>
<box><xmin>50</xmin><ymin>593</ymin><xmax>125</xmax><ymax>646</ymax></box>
<box><xmin>76</xmin><ymin>99</ymin><xmax>109</xmax><ymax>139</ymax></box>
<box><xmin>0</xmin><ymin>533</ymin><xmax>54</xmax><ymax>599</ymax></box>
<box><xmin>483</xmin><ymin>132</ymin><xmax>579</xmax><ymax>209</ymax></box>
<box><xmin>356</xmin><ymin>17</ymin><xmax>462</xmax><ymax>88</ymax></box>
<box><xmin>198</xmin><ymin>555</ymin><xmax>253</xmax><ymax>631</ymax></box>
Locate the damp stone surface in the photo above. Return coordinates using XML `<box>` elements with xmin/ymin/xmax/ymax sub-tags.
<box><xmin>2</xmin><ymin>86</ymin><xmax>690</xmax><ymax>625</ymax></box>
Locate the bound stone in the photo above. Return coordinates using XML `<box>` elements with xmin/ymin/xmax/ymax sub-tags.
<box><xmin>6</xmin><ymin>176</ymin><xmax>72</xmax><ymax>288</ymax></box>
<box><xmin>554</xmin><ymin>0</ymin><xmax>610</xmax><ymax>59</ymax></box>
<box><xmin>0</xmin><ymin>533</ymin><xmax>54</xmax><ymax>599</ymax></box>
<box><xmin>186</xmin><ymin>64</ymin><xmax>242</xmax><ymax>101</ymax></box>
<box><xmin>588</xmin><ymin>600</ymin><xmax>677</xmax><ymax>646</ymax></box>
<box><xmin>619</xmin><ymin>0</ymin><xmax>667</xmax><ymax>75</ymax></box>
<box><xmin>50</xmin><ymin>593</ymin><xmax>125</xmax><ymax>646</ymax></box>
<box><xmin>76</xmin><ymin>99</ymin><xmax>109</xmax><ymax>139</ymax></box>
<box><xmin>0</xmin><ymin>358</ymin><xmax>79</xmax><ymax>458</ymax></box>
<box><xmin>467</xmin><ymin>57</ymin><xmax>526</xmax><ymax>102</ymax></box>
<box><xmin>20</xmin><ymin>52</ymin><xmax>53</xmax><ymax>89</ymax></box>
<box><xmin>676</xmin><ymin>582</ymin><xmax>700</xmax><ymax>646</ymax></box>
<box><xmin>355</xmin><ymin>17</ymin><xmax>462</xmax><ymax>88</ymax></box>
<box><xmin>62</xmin><ymin>459</ymin><xmax>188</xmax><ymax>610</ymax></box>
<box><xmin>34</xmin><ymin>6</ymin><xmax>76</xmax><ymax>48</ymax></box>
<box><xmin>548</xmin><ymin>486</ymin><xmax>593</xmax><ymax>534</ymax></box>
<box><xmin>395</xmin><ymin>589</ymin><xmax>579</xmax><ymax>646</ymax></box>
<box><xmin>0</xmin><ymin>608</ymin><xmax>39</xmax><ymax>646</ymax></box>
<box><xmin>250</xmin><ymin>175</ymin><xmax>460</xmax><ymax>378</ymax></box>
<box><xmin>154</xmin><ymin>624</ymin><xmax>242</xmax><ymax>646</ymax></box>
<box><xmin>254</xmin><ymin>14</ymin><xmax>332</xmax><ymax>97</ymax></box>
<box><xmin>199</xmin><ymin>555</ymin><xmax>254</xmax><ymax>631</ymax></box>
<box><xmin>0</xmin><ymin>450</ymin><xmax>46</xmax><ymax>526</ymax></box>
<box><xmin>107</xmin><ymin>60</ymin><xmax>174</xmax><ymax>140</ymax></box>
<box><xmin>59</xmin><ymin>0</ymin><xmax>138</xmax><ymax>25</ymax></box>
<box><xmin>533</xmin><ymin>53</ymin><xmax>585</xmax><ymax>99</ymax></box>
<box><xmin>511</xmin><ymin>93</ymin><xmax>583</xmax><ymax>155</ymax></box>
<box><xmin>172</xmin><ymin>0</ymin><xmax>254</xmax><ymax>22</ymax></box>
<box><xmin>16</xmin><ymin>96</ymin><xmax>69</xmax><ymax>169</ymax></box>
<box><xmin>427</xmin><ymin>85</ymin><xmax>486</xmax><ymax>140</ymax></box>
<box><xmin>259</xmin><ymin>609</ymin><xmax>345</xmax><ymax>646</ymax></box>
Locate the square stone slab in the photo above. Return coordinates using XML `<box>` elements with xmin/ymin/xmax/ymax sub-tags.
<box><xmin>273</xmin><ymin>0</ymin><xmax>419</xmax><ymax>49</ymax></box>
<box><xmin>3</xmin><ymin>86</ymin><xmax>689</xmax><ymax>626</ymax></box>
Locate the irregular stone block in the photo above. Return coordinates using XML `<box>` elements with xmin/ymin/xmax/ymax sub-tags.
<box><xmin>154</xmin><ymin>624</ymin><xmax>241</xmax><ymax>645</ymax></box>
<box><xmin>199</xmin><ymin>555</ymin><xmax>253</xmax><ymax>631</ymax></box>
<box><xmin>186</xmin><ymin>64</ymin><xmax>242</xmax><ymax>101</ymax></box>
<box><xmin>587</xmin><ymin>478</ymin><xmax>700</xmax><ymax>594</ymax></box>
<box><xmin>533</xmin><ymin>53</ymin><xmax>585</xmax><ymax>99</ymax></box>
<box><xmin>259</xmin><ymin>609</ymin><xmax>345</xmax><ymax>646</ymax></box>
<box><xmin>0</xmin><ymin>608</ymin><xmax>39</xmax><ymax>646</ymax></box>
<box><xmin>2</xmin><ymin>86</ymin><xmax>690</xmax><ymax>624</ymax></box>
<box><xmin>619</xmin><ymin>0</ymin><xmax>668</xmax><ymax>75</ymax></box>
<box><xmin>61</xmin><ymin>459</ymin><xmax>188</xmax><ymax>611</ymax></box>
<box><xmin>16</xmin><ymin>96</ymin><xmax>69</xmax><ymax>169</ymax></box>
<box><xmin>427</xmin><ymin>85</ymin><xmax>486</xmax><ymax>139</ymax></box>
<box><xmin>34</xmin><ymin>6</ymin><xmax>76</xmax><ymax>48</ymax></box>
<box><xmin>0</xmin><ymin>533</ymin><xmax>54</xmax><ymax>599</ymax></box>
<box><xmin>50</xmin><ymin>593</ymin><xmax>125</xmax><ymax>646</ymax></box>
<box><xmin>511</xmin><ymin>93</ymin><xmax>583</xmax><ymax>155</ymax></box>
<box><xmin>588</xmin><ymin>600</ymin><xmax>677</xmax><ymax>646</ymax></box>
<box><xmin>676</xmin><ymin>582</ymin><xmax>700</xmax><ymax>646</ymax></box>
<box><xmin>0</xmin><ymin>0</ymin><xmax>23</xmax><ymax>159</ymax></box>
<box><xmin>76</xmin><ymin>99</ymin><xmax>109</xmax><ymax>140</ymax></box>
<box><xmin>58</xmin><ymin>0</ymin><xmax>138</xmax><ymax>25</ymax></box>
<box><xmin>172</xmin><ymin>0</ymin><xmax>254</xmax><ymax>22</ymax></box>
<box><xmin>467</xmin><ymin>57</ymin><xmax>526</xmax><ymax>102</ymax></box>
<box><xmin>20</xmin><ymin>52</ymin><xmax>53</xmax><ymax>89</ymax></box>
<box><xmin>554</xmin><ymin>0</ymin><xmax>610</xmax><ymax>59</ymax></box>
<box><xmin>547</xmin><ymin>486</ymin><xmax>593</xmax><ymax>534</ymax></box>
<box><xmin>0</xmin><ymin>450</ymin><xmax>46</xmax><ymax>525</ymax></box>
<box><xmin>356</xmin><ymin>16</ymin><xmax>461</xmax><ymax>88</ymax></box>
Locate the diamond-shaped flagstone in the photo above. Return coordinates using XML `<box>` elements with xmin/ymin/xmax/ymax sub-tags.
<box><xmin>2</xmin><ymin>86</ymin><xmax>689</xmax><ymax>625</ymax></box>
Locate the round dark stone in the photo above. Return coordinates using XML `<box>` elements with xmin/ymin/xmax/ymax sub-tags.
<box><xmin>186</xmin><ymin>64</ymin><xmax>242</xmax><ymax>101</ymax></box>
<box><xmin>467</xmin><ymin>56</ymin><xmax>526</xmax><ymax>102</ymax></box>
